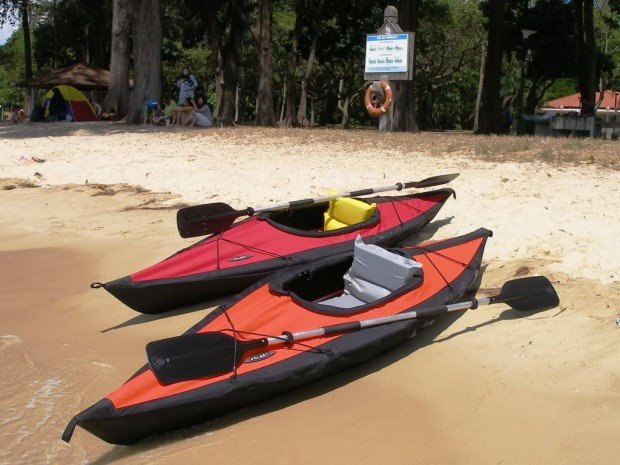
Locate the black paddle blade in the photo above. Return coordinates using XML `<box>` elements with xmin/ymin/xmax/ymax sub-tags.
<box><xmin>147</xmin><ymin>332</ymin><xmax>239</xmax><ymax>384</ymax></box>
<box><xmin>405</xmin><ymin>173</ymin><xmax>460</xmax><ymax>189</ymax></box>
<box><xmin>177</xmin><ymin>202</ymin><xmax>237</xmax><ymax>238</ymax></box>
<box><xmin>498</xmin><ymin>276</ymin><xmax>559</xmax><ymax>313</ymax></box>
<box><xmin>147</xmin><ymin>332</ymin><xmax>269</xmax><ymax>384</ymax></box>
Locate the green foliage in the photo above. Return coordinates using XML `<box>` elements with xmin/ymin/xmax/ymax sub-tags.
<box><xmin>595</xmin><ymin>1</ymin><xmax>620</xmax><ymax>89</ymax></box>
<box><xmin>0</xmin><ymin>28</ymin><xmax>26</xmax><ymax>107</ymax></box>
<box><xmin>1</xmin><ymin>0</ymin><xmax>617</xmax><ymax>127</ymax></box>
<box><xmin>416</xmin><ymin>0</ymin><xmax>486</xmax><ymax>129</ymax></box>
<box><xmin>32</xmin><ymin>0</ymin><xmax>112</xmax><ymax>72</ymax></box>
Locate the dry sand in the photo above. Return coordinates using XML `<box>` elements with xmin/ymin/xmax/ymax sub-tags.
<box><xmin>0</xmin><ymin>122</ymin><xmax>618</xmax><ymax>464</ymax></box>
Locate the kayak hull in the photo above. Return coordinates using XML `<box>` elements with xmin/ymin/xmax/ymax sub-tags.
<box><xmin>72</xmin><ymin>319</ymin><xmax>423</xmax><ymax>445</ymax></box>
<box><xmin>102</xmin><ymin>189</ymin><xmax>455</xmax><ymax>314</ymax></box>
<box><xmin>66</xmin><ymin>229</ymin><xmax>491</xmax><ymax>445</ymax></box>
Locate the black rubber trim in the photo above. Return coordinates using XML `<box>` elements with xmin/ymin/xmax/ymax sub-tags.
<box><xmin>323</xmin><ymin>321</ymin><xmax>362</xmax><ymax>335</ymax></box>
<box><xmin>61</xmin><ymin>417</ymin><xmax>79</xmax><ymax>442</ymax></box>
<box><xmin>349</xmin><ymin>188</ymin><xmax>375</xmax><ymax>196</ymax></box>
<box><xmin>288</xmin><ymin>199</ymin><xmax>314</xmax><ymax>208</ymax></box>
<box><xmin>414</xmin><ymin>304</ymin><xmax>448</xmax><ymax>319</ymax></box>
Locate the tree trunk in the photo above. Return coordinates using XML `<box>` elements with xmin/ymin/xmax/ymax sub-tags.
<box><xmin>320</xmin><ymin>90</ymin><xmax>338</xmax><ymax>125</ymax></box>
<box><xmin>283</xmin><ymin>0</ymin><xmax>304</xmax><ymax>127</ymax></box>
<box><xmin>219</xmin><ymin>4</ymin><xmax>243</xmax><ymax>126</ymax></box>
<box><xmin>205</xmin><ymin>10</ymin><xmax>223</xmax><ymax>119</ymax></box>
<box><xmin>473</xmin><ymin>42</ymin><xmax>486</xmax><ymax>132</ymax></box>
<box><xmin>574</xmin><ymin>0</ymin><xmax>597</xmax><ymax>116</ymax></box>
<box><xmin>391</xmin><ymin>0</ymin><xmax>419</xmax><ymax>132</ymax></box>
<box><xmin>297</xmin><ymin>0</ymin><xmax>323</xmax><ymax>125</ymax></box>
<box><xmin>90</xmin><ymin>0</ymin><xmax>107</xmax><ymax>67</ymax></box>
<box><xmin>127</xmin><ymin>0</ymin><xmax>163</xmax><ymax>124</ymax></box>
<box><xmin>337</xmin><ymin>78</ymin><xmax>350</xmax><ymax>128</ymax></box>
<box><xmin>255</xmin><ymin>0</ymin><xmax>276</xmax><ymax>126</ymax></box>
<box><xmin>106</xmin><ymin>0</ymin><xmax>131</xmax><ymax>118</ymax></box>
<box><xmin>53</xmin><ymin>0</ymin><xmax>58</xmax><ymax>68</ymax></box>
<box><xmin>21</xmin><ymin>0</ymin><xmax>32</xmax><ymax>81</ymax></box>
<box><xmin>297</xmin><ymin>34</ymin><xmax>317</xmax><ymax>125</ymax></box>
<box><xmin>574</xmin><ymin>0</ymin><xmax>584</xmax><ymax>101</ymax></box>
<box><xmin>235</xmin><ymin>84</ymin><xmax>240</xmax><ymax>122</ymax></box>
<box><xmin>582</xmin><ymin>0</ymin><xmax>597</xmax><ymax>116</ymax></box>
<box><xmin>84</xmin><ymin>24</ymin><xmax>91</xmax><ymax>64</ymax></box>
<box><xmin>476</xmin><ymin>0</ymin><xmax>506</xmax><ymax>135</ymax></box>
<box><xmin>279</xmin><ymin>83</ymin><xmax>286</xmax><ymax>122</ymax></box>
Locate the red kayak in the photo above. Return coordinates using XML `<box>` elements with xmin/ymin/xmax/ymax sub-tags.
<box><xmin>97</xmin><ymin>189</ymin><xmax>455</xmax><ymax>313</ymax></box>
<box><xmin>64</xmin><ymin>228</ymin><xmax>491</xmax><ymax>444</ymax></box>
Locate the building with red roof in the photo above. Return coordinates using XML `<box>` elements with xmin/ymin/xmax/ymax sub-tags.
<box><xmin>540</xmin><ymin>90</ymin><xmax>620</xmax><ymax>116</ymax></box>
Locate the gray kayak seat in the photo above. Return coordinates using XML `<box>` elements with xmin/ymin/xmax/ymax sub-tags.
<box><xmin>320</xmin><ymin>235</ymin><xmax>422</xmax><ymax>308</ymax></box>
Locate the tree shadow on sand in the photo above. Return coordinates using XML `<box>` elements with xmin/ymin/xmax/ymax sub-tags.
<box><xmin>0</xmin><ymin>121</ymin><xmax>179</xmax><ymax>140</ymax></box>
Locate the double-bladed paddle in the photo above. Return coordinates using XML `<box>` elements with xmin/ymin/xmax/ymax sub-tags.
<box><xmin>146</xmin><ymin>276</ymin><xmax>559</xmax><ymax>385</ymax></box>
<box><xmin>176</xmin><ymin>173</ymin><xmax>460</xmax><ymax>238</ymax></box>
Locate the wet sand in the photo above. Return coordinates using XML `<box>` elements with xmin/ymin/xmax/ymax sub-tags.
<box><xmin>0</xmin><ymin>125</ymin><xmax>618</xmax><ymax>464</ymax></box>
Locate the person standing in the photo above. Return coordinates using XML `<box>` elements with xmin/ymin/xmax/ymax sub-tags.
<box><xmin>176</xmin><ymin>67</ymin><xmax>198</xmax><ymax>106</ymax></box>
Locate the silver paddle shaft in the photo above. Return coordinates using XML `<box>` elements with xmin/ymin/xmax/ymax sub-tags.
<box><xmin>253</xmin><ymin>183</ymin><xmax>406</xmax><ymax>214</ymax></box>
<box><xmin>263</xmin><ymin>297</ymin><xmax>492</xmax><ymax>346</ymax></box>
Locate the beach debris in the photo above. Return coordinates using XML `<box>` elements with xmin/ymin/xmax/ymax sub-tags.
<box><xmin>616</xmin><ymin>317</ymin><xmax>620</xmax><ymax>328</ymax></box>
<box><xmin>17</xmin><ymin>180</ymin><xmax>38</xmax><ymax>188</ymax></box>
<box><xmin>34</xmin><ymin>172</ymin><xmax>43</xmax><ymax>178</ymax></box>
<box><xmin>19</xmin><ymin>156</ymin><xmax>47</xmax><ymax>163</ymax></box>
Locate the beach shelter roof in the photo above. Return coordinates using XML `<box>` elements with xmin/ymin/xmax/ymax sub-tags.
<box><xmin>21</xmin><ymin>63</ymin><xmax>110</xmax><ymax>90</ymax></box>
<box><xmin>542</xmin><ymin>90</ymin><xmax>620</xmax><ymax>110</ymax></box>
<box><xmin>42</xmin><ymin>85</ymin><xmax>99</xmax><ymax>122</ymax></box>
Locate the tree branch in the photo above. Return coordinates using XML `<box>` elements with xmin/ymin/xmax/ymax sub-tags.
<box><xmin>231</xmin><ymin>0</ymin><xmax>258</xmax><ymax>42</ymax></box>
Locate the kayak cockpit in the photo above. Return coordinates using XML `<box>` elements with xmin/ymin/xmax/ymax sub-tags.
<box><xmin>271</xmin><ymin>236</ymin><xmax>423</xmax><ymax>315</ymax></box>
<box><xmin>260</xmin><ymin>198</ymin><xmax>380</xmax><ymax>237</ymax></box>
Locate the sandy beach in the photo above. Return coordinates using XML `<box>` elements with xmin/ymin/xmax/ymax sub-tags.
<box><xmin>0</xmin><ymin>122</ymin><xmax>618</xmax><ymax>464</ymax></box>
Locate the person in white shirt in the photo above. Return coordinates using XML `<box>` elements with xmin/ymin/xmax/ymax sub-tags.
<box><xmin>185</xmin><ymin>95</ymin><xmax>213</xmax><ymax>128</ymax></box>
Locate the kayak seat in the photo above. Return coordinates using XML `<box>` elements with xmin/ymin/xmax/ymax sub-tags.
<box><xmin>319</xmin><ymin>236</ymin><xmax>422</xmax><ymax>308</ymax></box>
<box><xmin>324</xmin><ymin>197</ymin><xmax>377</xmax><ymax>231</ymax></box>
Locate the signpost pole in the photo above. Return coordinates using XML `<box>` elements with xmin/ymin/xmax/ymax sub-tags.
<box><xmin>378</xmin><ymin>75</ymin><xmax>391</xmax><ymax>131</ymax></box>
<box><xmin>364</xmin><ymin>6</ymin><xmax>414</xmax><ymax>132</ymax></box>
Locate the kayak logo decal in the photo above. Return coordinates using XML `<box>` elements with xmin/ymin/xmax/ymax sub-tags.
<box><xmin>227</xmin><ymin>254</ymin><xmax>253</xmax><ymax>262</ymax></box>
<box><xmin>244</xmin><ymin>351</ymin><xmax>275</xmax><ymax>364</ymax></box>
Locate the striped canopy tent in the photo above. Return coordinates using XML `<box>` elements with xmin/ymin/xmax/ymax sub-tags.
<box><xmin>42</xmin><ymin>85</ymin><xmax>98</xmax><ymax>122</ymax></box>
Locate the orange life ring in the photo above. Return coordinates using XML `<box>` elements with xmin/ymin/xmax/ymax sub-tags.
<box><xmin>365</xmin><ymin>81</ymin><xmax>393</xmax><ymax>118</ymax></box>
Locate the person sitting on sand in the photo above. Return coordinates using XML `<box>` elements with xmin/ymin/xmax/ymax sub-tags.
<box><xmin>11</xmin><ymin>105</ymin><xmax>25</xmax><ymax>123</ymax></box>
<box><xmin>171</xmin><ymin>97</ymin><xmax>193</xmax><ymax>125</ymax></box>
<box><xmin>184</xmin><ymin>95</ymin><xmax>213</xmax><ymax>128</ymax></box>
<box><xmin>46</xmin><ymin>87</ymin><xmax>67</xmax><ymax>122</ymax></box>
<box><xmin>150</xmin><ymin>103</ymin><xmax>164</xmax><ymax>125</ymax></box>
<box><xmin>152</xmin><ymin>98</ymin><xmax>177</xmax><ymax>126</ymax></box>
